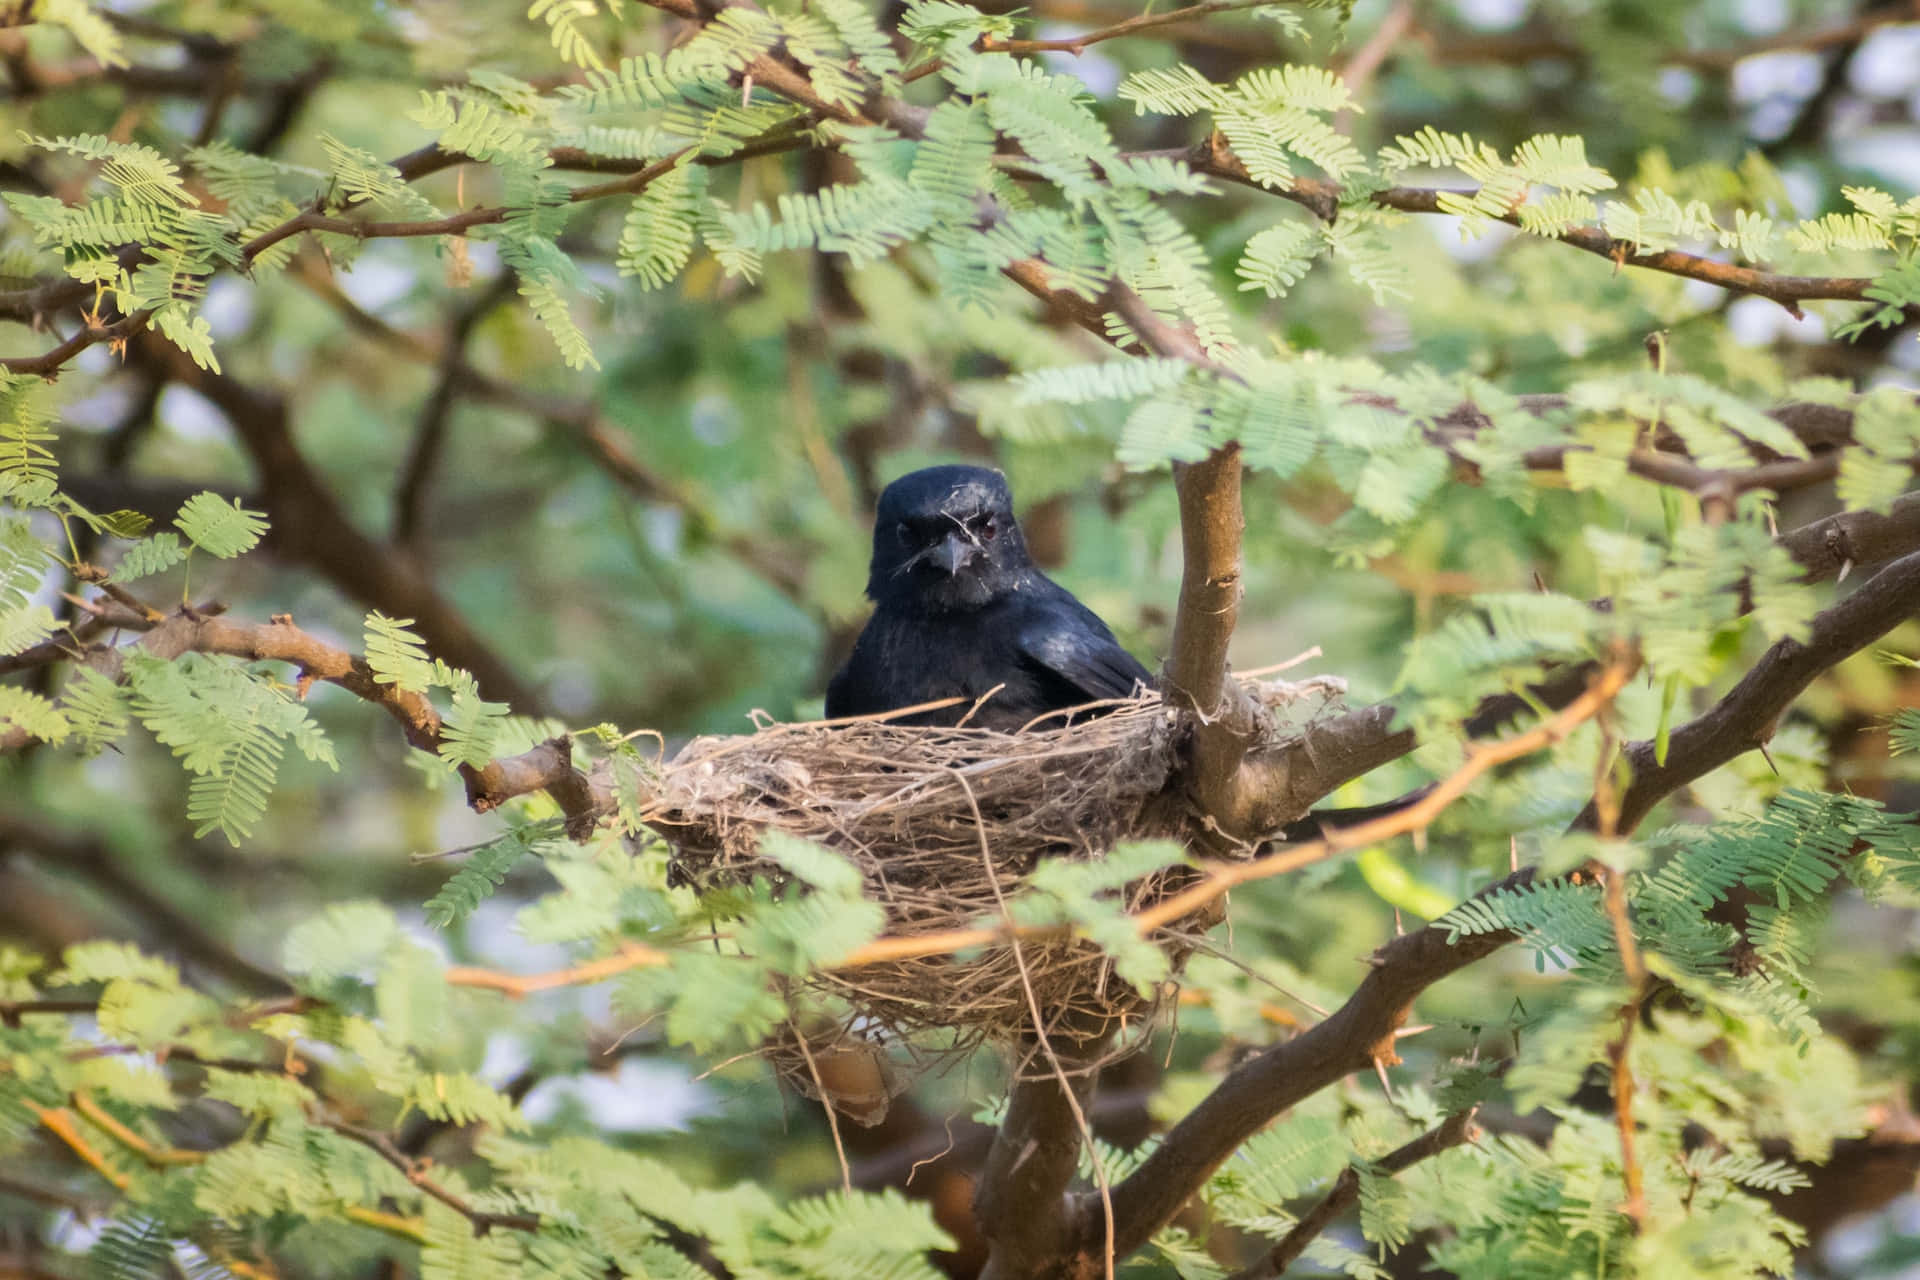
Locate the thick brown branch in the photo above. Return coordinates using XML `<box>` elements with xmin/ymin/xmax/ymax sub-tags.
<box><xmin>1235</xmin><ymin>703</ymin><xmax>1417</xmax><ymax>836</ymax></box>
<box><xmin>1780</xmin><ymin>492</ymin><xmax>1920</xmax><ymax>582</ymax></box>
<box><xmin>0</xmin><ymin>814</ymin><xmax>291</xmax><ymax>996</ymax></box>
<box><xmin>1081</xmin><ymin>869</ymin><xmax>1527</xmax><ymax>1263</ymax></box>
<box><xmin>1081</xmin><ymin>546</ymin><xmax>1920</xmax><ymax>1261</ymax></box>
<box><xmin>46</xmin><ymin>607</ymin><xmax>608</xmax><ymax>830</ymax></box>
<box><xmin>131</xmin><ymin>334</ymin><xmax>537</xmax><ymax>708</ymax></box>
<box><xmin>975</xmin><ymin>1052</ymin><xmax>1101</xmax><ymax>1280</ymax></box>
<box><xmin>1590</xmin><ymin>547</ymin><xmax>1920</xmax><ymax>834</ymax></box>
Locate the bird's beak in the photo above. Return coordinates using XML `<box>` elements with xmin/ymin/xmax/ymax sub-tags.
<box><xmin>928</xmin><ymin>530</ymin><xmax>976</xmax><ymax>577</ymax></box>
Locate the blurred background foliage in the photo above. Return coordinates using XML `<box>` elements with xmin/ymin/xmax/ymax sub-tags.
<box><xmin>1</xmin><ymin>0</ymin><xmax>1919</xmax><ymax>1275</ymax></box>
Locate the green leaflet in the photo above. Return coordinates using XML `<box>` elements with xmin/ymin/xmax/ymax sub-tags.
<box><xmin>175</xmin><ymin>493</ymin><xmax>269</xmax><ymax>558</ymax></box>
<box><xmin>0</xmin><ymin>514</ymin><xmax>56</xmax><ymax>656</ymax></box>
<box><xmin>125</xmin><ymin>651</ymin><xmax>335</xmax><ymax>844</ymax></box>
<box><xmin>617</xmin><ymin>164</ymin><xmax>706</xmax><ymax>290</ymax></box>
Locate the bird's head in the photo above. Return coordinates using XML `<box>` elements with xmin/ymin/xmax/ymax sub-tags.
<box><xmin>867</xmin><ymin>465</ymin><xmax>1034</xmax><ymax>613</ymax></box>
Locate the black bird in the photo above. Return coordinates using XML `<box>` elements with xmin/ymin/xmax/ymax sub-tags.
<box><xmin>825</xmin><ymin>464</ymin><xmax>1429</xmax><ymax>840</ymax></box>
<box><xmin>826</xmin><ymin>465</ymin><xmax>1150</xmax><ymax>731</ymax></box>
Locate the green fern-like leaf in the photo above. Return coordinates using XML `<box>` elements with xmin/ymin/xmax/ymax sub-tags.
<box><xmin>412</xmin><ymin>93</ymin><xmax>552</xmax><ymax>172</ymax></box>
<box><xmin>60</xmin><ymin>666</ymin><xmax>130</xmax><ymax>754</ymax></box>
<box><xmin>779</xmin><ymin>10</ymin><xmax>868</xmax><ymax>109</ymax></box>
<box><xmin>175</xmin><ymin>492</ymin><xmax>268</xmax><ymax>557</ymax></box>
<box><xmin>409</xmin><ymin>1072</ymin><xmax>528</xmax><ymax>1131</ymax></box>
<box><xmin>972</xmin><ymin>59</ymin><xmax>1120</xmax><ymax>205</ymax></box>
<box><xmin>0</xmin><ymin>371</ymin><xmax>59</xmax><ymax>499</ymax></box>
<box><xmin>724</xmin><ymin>178</ymin><xmax>935</xmax><ymax>268</ymax></box>
<box><xmin>53</xmin><ymin>940</ymin><xmax>181</xmax><ymax>986</ymax></box>
<box><xmin>1236</xmin><ymin>221</ymin><xmax>1320</xmax><ymax>297</ymax></box>
<box><xmin>90</xmin><ymin>1216</ymin><xmax>177</xmax><ymax>1280</ymax></box>
<box><xmin>1838</xmin><ymin>254</ymin><xmax>1920</xmax><ymax>341</ymax></box>
<box><xmin>1440</xmin><ymin>880</ymin><xmax>1614</xmax><ymax>969</ymax></box>
<box><xmin>1836</xmin><ymin>385</ymin><xmax>1920</xmax><ymax>513</ymax></box>
<box><xmin>1891</xmin><ymin>708</ymin><xmax>1920</xmax><ymax>757</ymax></box>
<box><xmin>1510</xmin><ymin>133</ymin><xmax>1614</xmax><ymax>195</ymax></box>
<box><xmin>188</xmin><ymin>725</ymin><xmax>287</xmax><ymax>845</ymax></box>
<box><xmin>503</xmin><ymin>237</ymin><xmax>600</xmax><ymax>370</ymax></box>
<box><xmin>114</xmin><ymin>531</ymin><xmax>188</xmax><ymax>581</ymax></box>
<box><xmin>550</xmin><ymin>124</ymin><xmax>673</xmax><ymax>161</ymax></box>
<box><xmin>151</xmin><ymin>304</ymin><xmax>221</xmax><ymax>373</ymax></box>
<box><xmin>422</xmin><ymin>1201</ymin><xmax>523</xmax><ymax>1280</ymax></box>
<box><xmin>617</xmin><ymin>165</ymin><xmax>705</xmax><ymax>290</ymax></box>
<box><xmin>1356</xmin><ymin>1164</ymin><xmax>1412</xmax><ymax>1250</ymax></box>
<box><xmin>425</xmin><ymin>831</ymin><xmax>531</xmax><ymax>927</ymax></box>
<box><xmin>364</xmin><ymin>612</ymin><xmax>437</xmax><ymax>693</ymax></box>
<box><xmin>1117</xmin><ymin>64</ymin><xmax>1226</xmax><ymax>116</ymax></box>
<box><xmin>438</xmin><ymin>687</ymin><xmax>511</xmax><ymax>769</ymax></box>
<box><xmin>899</xmin><ymin>0</ymin><xmax>1016</xmax><ymax>52</ymax></box>
<box><xmin>1012</xmin><ymin>356</ymin><xmax>1191</xmax><ymax>405</ymax></box>
<box><xmin>815</xmin><ymin>0</ymin><xmax>903</xmax><ymax>80</ymax></box>
<box><xmin>563</xmin><ymin>50</ymin><xmax>731</xmax><ymax>113</ymax></box>
<box><xmin>1325</xmin><ymin>213</ymin><xmax>1409</xmax><ymax>303</ymax></box>
<box><xmin>1515</xmin><ymin>191</ymin><xmax>1600</xmax><ymax>237</ymax></box>
<box><xmin>1721</xmin><ymin>207</ymin><xmax>1780</xmax><ymax>262</ymax></box>
<box><xmin>34</xmin><ymin>0</ymin><xmax>129</xmax><ymax>68</ymax></box>
<box><xmin>317</xmin><ymin>133</ymin><xmax>440</xmax><ymax>218</ymax></box>
<box><xmin>530</xmin><ymin>0</ymin><xmax>608</xmax><ymax>71</ymax></box>
<box><xmin>0</xmin><ymin>515</ymin><xmax>56</xmax><ymax>656</ymax></box>
<box><xmin>0</xmin><ymin>686</ymin><xmax>71</xmax><ymax>745</ymax></box>
<box><xmin>124</xmin><ymin>652</ymin><xmax>324</xmax><ymax>843</ymax></box>
<box><xmin>1684</xmin><ymin>1151</ymin><xmax>1811</xmax><ymax>1195</ymax></box>
<box><xmin>28</xmin><ymin>133</ymin><xmax>194</xmax><ymax>208</ymax></box>
<box><xmin>908</xmin><ymin>100</ymin><xmax>998</xmax><ymax>210</ymax></box>
<box><xmin>187</xmin><ymin>142</ymin><xmax>310</xmax><ymax>221</ymax></box>
<box><xmin>5</xmin><ymin>192</ymin><xmax>175</xmax><ymax>254</ymax></box>
<box><xmin>1601</xmin><ymin>188</ymin><xmax>1721</xmax><ymax>255</ymax></box>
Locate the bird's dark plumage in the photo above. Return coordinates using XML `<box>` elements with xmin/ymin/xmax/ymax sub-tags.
<box><xmin>826</xmin><ymin>464</ymin><xmax>1426</xmax><ymax>842</ymax></box>
<box><xmin>826</xmin><ymin>465</ymin><xmax>1152</xmax><ymax>731</ymax></box>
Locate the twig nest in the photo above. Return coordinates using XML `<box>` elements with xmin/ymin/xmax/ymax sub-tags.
<box><xmin>643</xmin><ymin>697</ymin><xmax>1199</xmax><ymax>1042</ymax></box>
<box><xmin>635</xmin><ymin>676</ymin><xmax>1350</xmax><ymax>1115</ymax></box>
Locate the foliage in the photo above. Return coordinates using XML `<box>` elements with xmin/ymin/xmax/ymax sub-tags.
<box><xmin>0</xmin><ymin>0</ymin><xmax>1917</xmax><ymax>1276</ymax></box>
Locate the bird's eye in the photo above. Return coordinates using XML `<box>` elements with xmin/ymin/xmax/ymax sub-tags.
<box><xmin>977</xmin><ymin>516</ymin><xmax>998</xmax><ymax>542</ymax></box>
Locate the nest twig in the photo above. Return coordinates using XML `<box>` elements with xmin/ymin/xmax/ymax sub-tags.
<box><xmin>633</xmin><ymin>678</ymin><xmax>1345</xmax><ymax>1112</ymax></box>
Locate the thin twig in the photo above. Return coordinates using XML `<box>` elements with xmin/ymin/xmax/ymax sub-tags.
<box><xmin>791</xmin><ymin>1021</ymin><xmax>853</xmax><ymax>1192</ymax></box>
<box><xmin>320</xmin><ymin>1117</ymin><xmax>542</xmax><ymax>1235</ymax></box>
<box><xmin>1599</xmin><ymin>858</ymin><xmax>1649</xmax><ymax>1228</ymax></box>
<box><xmin>981</xmin><ymin>0</ymin><xmax>1281</xmax><ymax>54</ymax></box>
<box><xmin>1227</xmin><ymin>1109</ymin><xmax>1479</xmax><ymax>1280</ymax></box>
<box><xmin>962</xmin><ymin>768</ymin><xmax>1116</xmax><ymax>1280</ymax></box>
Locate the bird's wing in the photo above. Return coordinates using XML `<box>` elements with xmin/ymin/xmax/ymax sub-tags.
<box><xmin>1015</xmin><ymin>599</ymin><xmax>1154</xmax><ymax>709</ymax></box>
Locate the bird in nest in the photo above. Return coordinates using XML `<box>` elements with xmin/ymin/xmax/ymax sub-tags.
<box><xmin>826</xmin><ymin>464</ymin><xmax>1150</xmax><ymax>732</ymax></box>
<box><xmin>826</xmin><ymin>463</ymin><xmax>1418</xmax><ymax>840</ymax></box>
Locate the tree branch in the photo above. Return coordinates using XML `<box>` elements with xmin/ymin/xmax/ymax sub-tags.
<box><xmin>977</xmin><ymin>0</ymin><xmax>1283</xmax><ymax>55</ymax></box>
<box><xmin>62</xmin><ymin>605</ymin><xmax>604</xmax><ymax>830</ymax></box>
<box><xmin>1110</xmin><ymin>138</ymin><xmax>1876</xmax><ymax>316</ymax></box>
<box><xmin>0</xmin><ymin>814</ymin><xmax>292</xmax><ymax>996</ymax></box>
<box><xmin>1080</xmin><ymin>550</ymin><xmax>1920</xmax><ymax>1264</ymax></box>
<box><xmin>1591</xmin><ymin>546</ymin><xmax>1920</xmax><ymax>834</ymax></box>
<box><xmin>130</xmin><ymin>334</ymin><xmax>538</xmax><ymax>708</ymax></box>
<box><xmin>321</xmin><ymin>1118</ymin><xmax>542</xmax><ymax>1236</ymax></box>
<box><xmin>391</xmin><ymin>274</ymin><xmax>517</xmax><ymax>547</ymax></box>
